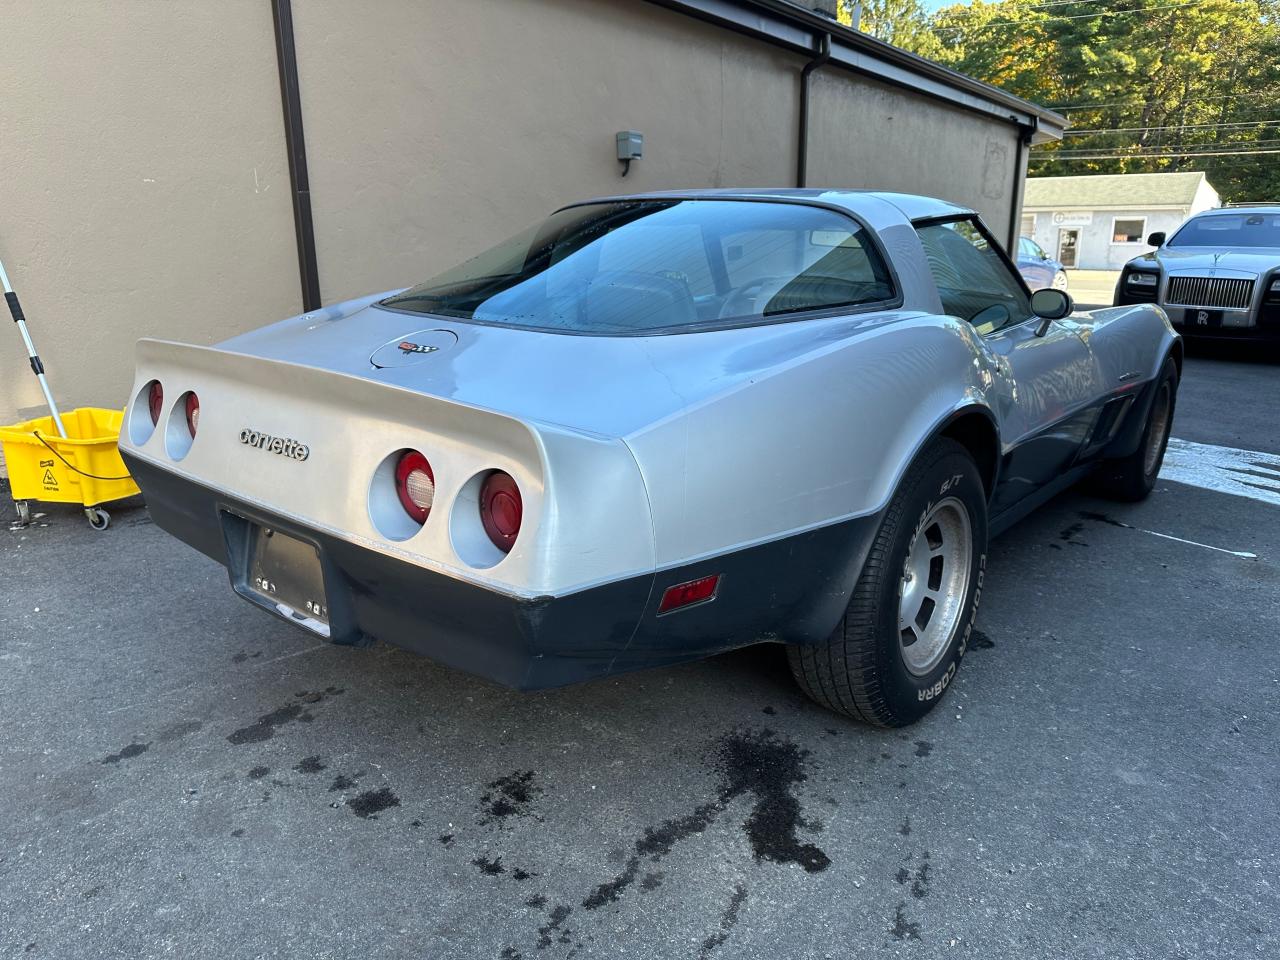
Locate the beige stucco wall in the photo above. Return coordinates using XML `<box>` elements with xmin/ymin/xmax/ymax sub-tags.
<box><xmin>0</xmin><ymin>0</ymin><xmax>298</xmax><ymax>462</ymax></box>
<box><xmin>805</xmin><ymin>70</ymin><xmax>1021</xmax><ymax>234</ymax></box>
<box><xmin>290</xmin><ymin>0</ymin><xmax>803</xmax><ymax>303</ymax></box>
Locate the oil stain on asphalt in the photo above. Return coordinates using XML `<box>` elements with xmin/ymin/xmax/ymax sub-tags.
<box><xmin>581</xmin><ymin>728</ymin><xmax>829</xmax><ymax>912</ymax></box>
<box><xmin>479</xmin><ymin>770</ymin><xmax>542</xmax><ymax>825</ymax></box>
<box><xmin>347</xmin><ymin>786</ymin><xmax>400</xmax><ymax>819</ymax></box>
<box><xmin>226</xmin><ymin>687</ymin><xmax>344</xmax><ymax>745</ymax></box>
<box><xmin>100</xmin><ymin>741</ymin><xmax>150</xmax><ymax>764</ymax></box>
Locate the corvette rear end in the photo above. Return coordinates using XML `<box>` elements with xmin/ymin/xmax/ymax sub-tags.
<box><xmin>118</xmin><ymin>335</ymin><xmax>659</xmax><ymax>689</ymax></box>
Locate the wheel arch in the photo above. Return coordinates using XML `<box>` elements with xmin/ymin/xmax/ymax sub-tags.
<box><xmin>935</xmin><ymin>405</ymin><xmax>1001</xmax><ymax>502</ymax></box>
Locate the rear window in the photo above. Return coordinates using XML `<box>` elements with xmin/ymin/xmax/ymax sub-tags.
<box><xmin>380</xmin><ymin>200</ymin><xmax>895</xmax><ymax>334</ymax></box>
<box><xmin>1169</xmin><ymin>213</ymin><xmax>1280</xmax><ymax>248</ymax></box>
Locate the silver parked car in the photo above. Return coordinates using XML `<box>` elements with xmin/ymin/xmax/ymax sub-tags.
<box><xmin>1116</xmin><ymin>204</ymin><xmax>1280</xmax><ymax>339</ymax></box>
<box><xmin>119</xmin><ymin>189</ymin><xmax>1180</xmax><ymax>726</ymax></box>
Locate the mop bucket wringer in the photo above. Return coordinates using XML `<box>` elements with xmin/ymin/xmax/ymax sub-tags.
<box><xmin>1</xmin><ymin>408</ymin><xmax>139</xmax><ymax>530</ymax></box>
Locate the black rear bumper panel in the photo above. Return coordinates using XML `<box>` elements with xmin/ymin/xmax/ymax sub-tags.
<box><xmin>122</xmin><ymin>452</ymin><xmax>878</xmax><ymax>690</ymax></box>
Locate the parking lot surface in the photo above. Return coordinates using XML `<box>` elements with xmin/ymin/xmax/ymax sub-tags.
<box><xmin>3</xmin><ymin>347</ymin><xmax>1278</xmax><ymax>960</ymax></box>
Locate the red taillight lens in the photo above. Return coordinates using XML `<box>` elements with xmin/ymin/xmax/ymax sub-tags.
<box><xmin>394</xmin><ymin>450</ymin><xmax>435</xmax><ymax>524</ymax></box>
<box><xmin>147</xmin><ymin>381</ymin><xmax>164</xmax><ymax>426</ymax></box>
<box><xmin>184</xmin><ymin>392</ymin><xmax>200</xmax><ymax>436</ymax></box>
<box><xmin>480</xmin><ymin>471</ymin><xmax>522</xmax><ymax>552</ymax></box>
<box><xmin>658</xmin><ymin>574</ymin><xmax>720</xmax><ymax>615</ymax></box>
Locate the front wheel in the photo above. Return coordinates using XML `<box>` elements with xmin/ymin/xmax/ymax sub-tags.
<box><xmin>1089</xmin><ymin>356</ymin><xmax>1178</xmax><ymax>502</ymax></box>
<box><xmin>1052</xmin><ymin>270</ymin><xmax>1069</xmax><ymax>291</ymax></box>
<box><xmin>787</xmin><ymin>438</ymin><xmax>988</xmax><ymax>726</ymax></box>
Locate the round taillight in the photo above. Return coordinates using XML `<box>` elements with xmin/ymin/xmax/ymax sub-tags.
<box><xmin>394</xmin><ymin>450</ymin><xmax>435</xmax><ymax>524</ymax></box>
<box><xmin>185</xmin><ymin>392</ymin><xmax>200</xmax><ymax>436</ymax></box>
<box><xmin>480</xmin><ymin>471</ymin><xmax>522</xmax><ymax>552</ymax></box>
<box><xmin>147</xmin><ymin>381</ymin><xmax>164</xmax><ymax>426</ymax></box>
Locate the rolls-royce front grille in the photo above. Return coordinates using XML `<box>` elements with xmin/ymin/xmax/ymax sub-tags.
<box><xmin>1166</xmin><ymin>276</ymin><xmax>1254</xmax><ymax>309</ymax></box>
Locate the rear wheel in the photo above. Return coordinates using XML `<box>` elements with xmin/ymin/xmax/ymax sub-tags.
<box><xmin>1052</xmin><ymin>270</ymin><xmax>1069</xmax><ymax>291</ymax></box>
<box><xmin>787</xmin><ymin>438</ymin><xmax>987</xmax><ymax>726</ymax></box>
<box><xmin>1090</xmin><ymin>357</ymin><xmax>1178</xmax><ymax>502</ymax></box>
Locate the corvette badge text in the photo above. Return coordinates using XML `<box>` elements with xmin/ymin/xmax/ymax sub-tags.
<box><xmin>239</xmin><ymin>428</ymin><xmax>310</xmax><ymax>461</ymax></box>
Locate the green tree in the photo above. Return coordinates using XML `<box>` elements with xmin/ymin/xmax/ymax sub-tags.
<box><xmin>840</xmin><ymin>0</ymin><xmax>945</xmax><ymax>59</ymax></box>
<box><xmin>928</xmin><ymin>0</ymin><xmax>1280</xmax><ymax>202</ymax></box>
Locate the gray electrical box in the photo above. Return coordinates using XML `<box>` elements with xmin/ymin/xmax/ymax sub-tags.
<box><xmin>616</xmin><ymin>130</ymin><xmax>643</xmax><ymax>161</ymax></box>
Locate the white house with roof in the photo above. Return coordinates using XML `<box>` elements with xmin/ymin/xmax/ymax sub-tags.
<box><xmin>1021</xmin><ymin>171</ymin><xmax>1220</xmax><ymax>270</ymax></box>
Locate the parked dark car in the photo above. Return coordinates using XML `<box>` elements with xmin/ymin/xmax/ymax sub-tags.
<box><xmin>1016</xmin><ymin>236</ymin><xmax>1069</xmax><ymax>291</ymax></box>
<box><xmin>1115</xmin><ymin>205</ymin><xmax>1280</xmax><ymax>340</ymax></box>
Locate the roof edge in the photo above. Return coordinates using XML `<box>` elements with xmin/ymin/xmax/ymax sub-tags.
<box><xmin>642</xmin><ymin>0</ymin><xmax>1067</xmax><ymax>139</ymax></box>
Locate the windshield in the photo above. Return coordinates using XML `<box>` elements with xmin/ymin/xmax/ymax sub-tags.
<box><xmin>380</xmin><ymin>200</ymin><xmax>895</xmax><ymax>334</ymax></box>
<box><xmin>1168</xmin><ymin>212</ymin><xmax>1280</xmax><ymax>249</ymax></box>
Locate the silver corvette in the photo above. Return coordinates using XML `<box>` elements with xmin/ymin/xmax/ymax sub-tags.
<box><xmin>119</xmin><ymin>189</ymin><xmax>1181</xmax><ymax>726</ymax></box>
<box><xmin>1116</xmin><ymin>204</ymin><xmax>1280</xmax><ymax>340</ymax></box>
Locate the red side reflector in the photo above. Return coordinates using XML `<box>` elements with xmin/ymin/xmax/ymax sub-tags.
<box><xmin>658</xmin><ymin>574</ymin><xmax>721</xmax><ymax>615</ymax></box>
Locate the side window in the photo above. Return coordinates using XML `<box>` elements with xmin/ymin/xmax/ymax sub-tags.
<box><xmin>1018</xmin><ymin>237</ymin><xmax>1034</xmax><ymax>258</ymax></box>
<box><xmin>915</xmin><ymin>219</ymin><xmax>1031</xmax><ymax>335</ymax></box>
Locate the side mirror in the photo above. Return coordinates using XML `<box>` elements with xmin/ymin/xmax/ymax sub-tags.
<box><xmin>1031</xmin><ymin>288</ymin><xmax>1073</xmax><ymax>336</ymax></box>
<box><xmin>1147</xmin><ymin>231</ymin><xmax>1166</xmax><ymax>247</ymax></box>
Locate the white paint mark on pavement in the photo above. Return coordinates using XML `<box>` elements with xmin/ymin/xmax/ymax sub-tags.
<box><xmin>1136</xmin><ymin>528</ymin><xmax>1257</xmax><ymax>559</ymax></box>
<box><xmin>1160</xmin><ymin>437</ymin><xmax>1280</xmax><ymax>508</ymax></box>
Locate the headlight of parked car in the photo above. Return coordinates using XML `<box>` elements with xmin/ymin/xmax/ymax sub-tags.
<box><xmin>1126</xmin><ymin>272</ymin><xmax>1159</xmax><ymax>288</ymax></box>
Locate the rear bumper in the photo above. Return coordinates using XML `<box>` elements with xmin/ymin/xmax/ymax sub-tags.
<box><xmin>123</xmin><ymin>452</ymin><xmax>879</xmax><ymax>690</ymax></box>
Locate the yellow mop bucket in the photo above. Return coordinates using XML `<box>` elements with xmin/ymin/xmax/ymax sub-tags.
<box><xmin>1</xmin><ymin>407</ymin><xmax>139</xmax><ymax>529</ymax></box>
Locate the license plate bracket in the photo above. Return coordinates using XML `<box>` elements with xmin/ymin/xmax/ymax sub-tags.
<box><xmin>219</xmin><ymin>509</ymin><xmax>361</xmax><ymax>643</ymax></box>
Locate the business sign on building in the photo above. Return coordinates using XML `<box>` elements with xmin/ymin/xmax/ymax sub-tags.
<box><xmin>1052</xmin><ymin>212</ymin><xmax>1094</xmax><ymax>226</ymax></box>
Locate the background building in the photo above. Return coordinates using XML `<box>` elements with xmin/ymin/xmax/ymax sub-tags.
<box><xmin>0</xmin><ymin>0</ymin><xmax>1064</xmax><ymax>464</ymax></box>
<box><xmin>1022</xmin><ymin>171</ymin><xmax>1219</xmax><ymax>271</ymax></box>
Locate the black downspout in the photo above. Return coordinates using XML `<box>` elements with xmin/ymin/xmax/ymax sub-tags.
<box><xmin>271</xmin><ymin>0</ymin><xmax>322</xmax><ymax>311</ymax></box>
<box><xmin>1007</xmin><ymin>117</ymin><xmax>1037</xmax><ymax>254</ymax></box>
<box><xmin>796</xmin><ymin>32</ymin><xmax>832</xmax><ymax>188</ymax></box>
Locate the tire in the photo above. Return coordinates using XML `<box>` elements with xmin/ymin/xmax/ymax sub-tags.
<box><xmin>1090</xmin><ymin>357</ymin><xmax>1178</xmax><ymax>502</ymax></box>
<box><xmin>86</xmin><ymin>507</ymin><xmax>111</xmax><ymax>531</ymax></box>
<box><xmin>1052</xmin><ymin>270</ymin><xmax>1069</xmax><ymax>291</ymax></box>
<box><xmin>787</xmin><ymin>438</ymin><xmax>988</xmax><ymax>726</ymax></box>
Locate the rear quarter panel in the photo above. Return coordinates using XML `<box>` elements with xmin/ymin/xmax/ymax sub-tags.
<box><xmin>624</xmin><ymin>315</ymin><xmax>1002</xmax><ymax>569</ymax></box>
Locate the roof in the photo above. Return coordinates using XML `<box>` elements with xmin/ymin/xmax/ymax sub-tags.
<box><xmin>1024</xmin><ymin>172</ymin><xmax>1210</xmax><ymax>211</ymax></box>
<box><xmin>644</xmin><ymin>0</ymin><xmax>1067</xmax><ymax>142</ymax></box>
<box><xmin>572</xmin><ymin>188</ymin><xmax>973</xmax><ymax>221</ymax></box>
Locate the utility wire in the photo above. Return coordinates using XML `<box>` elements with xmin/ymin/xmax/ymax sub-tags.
<box><xmin>936</xmin><ymin>0</ymin><xmax>1205</xmax><ymax>31</ymax></box>
<box><xmin>1031</xmin><ymin>148</ymin><xmax>1280</xmax><ymax>159</ymax></box>
<box><xmin>1049</xmin><ymin>91</ymin><xmax>1269</xmax><ymax>110</ymax></box>
<box><xmin>1065</xmin><ymin>119</ymin><xmax>1280</xmax><ymax>134</ymax></box>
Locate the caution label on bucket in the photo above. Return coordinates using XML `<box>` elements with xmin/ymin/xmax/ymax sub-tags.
<box><xmin>40</xmin><ymin>459</ymin><xmax>58</xmax><ymax>490</ymax></box>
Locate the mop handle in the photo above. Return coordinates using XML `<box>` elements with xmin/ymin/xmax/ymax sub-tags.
<box><xmin>0</xmin><ymin>257</ymin><xmax>67</xmax><ymax>438</ymax></box>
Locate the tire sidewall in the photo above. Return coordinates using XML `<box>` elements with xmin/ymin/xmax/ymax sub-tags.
<box><xmin>875</xmin><ymin>449</ymin><xmax>987</xmax><ymax>722</ymax></box>
<box><xmin>1140</xmin><ymin>359</ymin><xmax>1179</xmax><ymax>484</ymax></box>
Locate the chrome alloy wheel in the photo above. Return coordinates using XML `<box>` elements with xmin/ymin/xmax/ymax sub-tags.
<box><xmin>897</xmin><ymin>497</ymin><xmax>973</xmax><ymax>676</ymax></box>
<box><xmin>1144</xmin><ymin>381</ymin><xmax>1172</xmax><ymax>477</ymax></box>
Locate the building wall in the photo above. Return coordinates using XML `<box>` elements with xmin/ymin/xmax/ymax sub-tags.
<box><xmin>289</xmin><ymin>0</ymin><xmax>803</xmax><ymax>303</ymax></box>
<box><xmin>806</xmin><ymin>70</ymin><xmax>1022</xmax><ymax>234</ymax></box>
<box><xmin>1027</xmin><ymin>209</ymin><xmax>1190</xmax><ymax>271</ymax></box>
<box><xmin>0</xmin><ymin>0</ymin><xmax>1036</xmax><ymax>470</ymax></box>
<box><xmin>0</xmin><ymin>0</ymin><xmax>299</xmax><ymax>455</ymax></box>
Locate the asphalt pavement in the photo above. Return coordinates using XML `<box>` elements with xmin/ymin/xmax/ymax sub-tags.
<box><xmin>2</xmin><ymin>348</ymin><xmax>1278</xmax><ymax>960</ymax></box>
